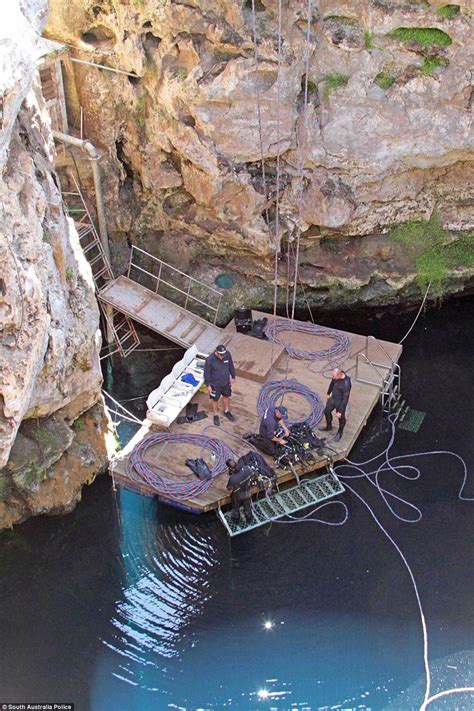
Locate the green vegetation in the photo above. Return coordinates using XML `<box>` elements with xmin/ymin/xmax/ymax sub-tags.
<box><xmin>72</xmin><ymin>417</ymin><xmax>85</xmax><ymax>432</ymax></box>
<box><xmin>20</xmin><ymin>463</ymin><xmax>47</xmax><ymax>489</ymax></box>
<box><xmin>65</xmin><ymin>266</ymin><xmax>74</xmax><ymax>283</ymax></box>
<box><xmin>136</xmin><ymin>94</ymin><xmax>147</xmax><ymax>129</ymax></box>
<box><xmin>33</xmin><ymin>426</ymin><xmax>64</xmax><ymax>457</ymax></box>
<box><xmin>364</xmin><ymin>30</ymin><xmax>373</xmax><ymax>49</ymax></box>
<box><xmin>322</xmin><ymin>72</ymin><xmax>349</xmax><ymax>97</ymax></box>
<box><xmin>143</xmin><ymin>51</ymin><xmax>155</xmax><ymax>71</ymax></box>
<box><xmin>325</xmin><ymin>15</ymin><xmax>359</xmax><ymax>26</ymax></box>
<box><xmin>374</xmin><ymin>71</ymin><xmax>396</xmax><ymax>89</ymax></box>
<box><xmin>175</xmin><ymin>67</ymin><xmax>187</xmax><ymax>80</ymax></box>
<box><xmin>0</xmin><ymin>475</ymin><xmax>13</xmax><ymax>502</ymax></box>
<box><xmin>389</xmin><ymin>213</ymin><xmax>474</xmax><ymax>294</ymax></box>
<box><xmin>388</xmin><ymin>27</ymin><xmax>452</xmax><ymax>47</ymax></box>
<box><xmin>113</xmin><ymin>429</ymin><xmax>122</xmax><ymax>452</ymax></box>
<box><xmin>435</xmin><ymin>4</ymin><xmax>460</xmax><ymax>19</ymax></box>
<box><xmin>444</xmin><ymin>235</ymin><xmax>474</xmax><ymax>269</ymax></box>
<box><xmin>320</xmin><ymin>237</ymin><xmax>339</xmax><ymax>254</ymax></box>
<box><xmin>421</xmin><ymin>55</ymin><xmax>449</xmax><ymax>74</ymax></box>
<box><xmin>305</xmin><ymin>79</ymin><xmax>318</xmax><ymax>95</ymax></box>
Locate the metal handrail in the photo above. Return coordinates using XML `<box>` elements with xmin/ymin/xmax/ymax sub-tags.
<box><xmin>127</xmin><ymin>245</ymin><xmax>223</xmax><ymax>324</ymax></box>
<box><xmin>367</xmin><ymin>335</ymin><xmax>397</xmax><ymax>365</ymax></box>
<box><xmin>130</xmin><ymin>246</ymin><xmax>223</xmax><ymax>297</ymax></box>
<box><xmin>68</xmin><ymin>175</ymin><xmax>114</xmax><ymax>283</ymax></box>
<box><xmin>130</xmin><ymin>263</ymin><xmax>219</xmax><ymax>314</ymax></box>
<box><xmin>355</xmin><ymin>353</ymin><xmax>390</xmax><ymax>387</ymax></box>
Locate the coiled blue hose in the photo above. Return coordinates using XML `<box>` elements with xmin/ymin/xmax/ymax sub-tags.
<box><xmin>265</xmin><ymin>319</ymin><xmax>351</xmax><ymax>361</ymax></box>
<box><xmin>125</xmin><ymin>432</ymin><xmax>235</xmax><ymax>501</ymax></box>
<box><xmin>256</xmin><ymin>378</ymin><xmax>325</xmax><ymax>428</ymax></box>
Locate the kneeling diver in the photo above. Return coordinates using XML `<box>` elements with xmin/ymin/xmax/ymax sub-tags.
<box><xmin>258</xmin><ymin>405</ymin><xmax>290</xmax><ymax>455</ymax></box>
<box><xmin>226</xmin><ymin>459</ymin><xmax>254</xmax><ymax>524</ymax></box>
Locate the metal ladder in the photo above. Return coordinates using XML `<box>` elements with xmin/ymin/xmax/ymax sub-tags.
<box><xmin>355</xmin><ymin>336</ymin><xmax>409</xmax><ymax>420</ymax></box>
<box><xmin>217</xmin><ymin>463</ymin><xmax>345</xmax><ymax>537</ymax></box>
<box><xmin>61</xmin><ymin>175</ymin><xmax>140</xmax><ymax>358</ymax></box>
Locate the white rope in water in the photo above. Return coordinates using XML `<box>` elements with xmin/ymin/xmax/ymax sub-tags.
<box><xmin>421</xmin><ymin>686</ymin><xmax>474</xmax><ymax>710</ymax></box>
<box><xmin>275</xmin><ymin>499</ymin><xmax>349</xmax><ymax>526</ymax></box>
<box><xmin>343</xmin><ymin>477</ymin><xmax>432</xmax><ymax>707</ymax></box>
<box><xmin>102</xmin><ymin>389</ymin><xmax>142</xmax><ymax>424</ymax></box>
<box><xmin>134</xmin><ymin>347</ymin><xmax>183</xmax><ymax>352</ymax></box>
<box><xmin>273</xmin><ymin>414</ymin><xmax>474</xmax><ymax>709</ymax></box>
<box><xmin>106</xmin><ymin>408</ymin><xmax>142</xmax><ymax>425</ymax></box>
<box><xmin>399</xmin><ymin>281</ymin><xmax>431</xmax><ymax>345</ymax></box>
<box><xmin>116</xmin><ymin>394</ymin><xmax>147</xmax><ymax>403</ymax></box>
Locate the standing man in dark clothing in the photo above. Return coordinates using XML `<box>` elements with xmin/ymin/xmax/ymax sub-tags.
<box><xmin>226</xmin><ymin>459</ymin><xmax>254</xmax><ymax>523</ymax></box>
<box><xmin>204</xmin><ymin>344</ymin><xmax>236</xmax><ymax>426</ymax></box>
<box><xmin>320</xmin><ymin>368</ymin><xmax>351</xmax><ymax>442</ymax></box>
<box><xmin>258</xmin><ymin>405</ymin><xmax>290</xmax><ymax>455</ymax></box>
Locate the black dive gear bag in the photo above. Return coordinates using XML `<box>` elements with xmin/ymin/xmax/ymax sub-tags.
<box><xmin>185</xmin><ymin>458</ymin><xmax>212</xmax><ymax>481</ymax></box>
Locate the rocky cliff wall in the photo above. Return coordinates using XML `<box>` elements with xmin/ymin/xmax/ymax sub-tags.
<box><xmin>45</xmin><ymin>0</ymin><xmax>473</xmax><ymax>313</ymax></box>
<box><xmin>0</xmin><ymin>0</ymin><xmax>111</xmax><ymax>529</ymax></box>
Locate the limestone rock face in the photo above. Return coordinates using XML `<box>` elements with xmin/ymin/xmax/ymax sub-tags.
<box><xmin>0</xmin><ymin>403</ymin><xmax>112</xmax><ymax>529</ymax></box>
<box><xmin>0</xmin><ymin>0</ymin><xmax>107</xmax><ymax>527</ymax></box>
<box><xmin>45</xmin><ymin>0</ymin><xmax>473</xmax><ymax>307</ymax></box>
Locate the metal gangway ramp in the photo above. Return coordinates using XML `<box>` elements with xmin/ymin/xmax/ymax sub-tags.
<box><xmin>98</xmin><ymin>246</ymin><xmax>224</xmax><ymax>354</ymax></box>
<box><xmin>218</xmin><ymin>467</ymin><xmax>345</xmax><ymax>537</ymax></box>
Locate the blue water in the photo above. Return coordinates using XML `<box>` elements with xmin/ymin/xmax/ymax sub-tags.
<box><xmin>0</xmin><ymin>297</ymin><xmax>473</xmax><ymax>710</ymax></box>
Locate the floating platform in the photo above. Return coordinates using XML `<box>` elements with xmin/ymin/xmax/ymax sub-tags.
<box><xmin>110</xmin><ymin>311</ymin><xmax>403</xmax><ymax>514</ymax></box>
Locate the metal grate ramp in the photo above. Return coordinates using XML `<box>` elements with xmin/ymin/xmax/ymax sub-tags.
<box><xmin>398</xmin><ymin>408</ymin><xmax>426</xmax><ymax>433</ymax></box>
<box><xmin>218</xmin><ymin>471</ymin><xmax>345</xmax><ymax>536</ymax></box>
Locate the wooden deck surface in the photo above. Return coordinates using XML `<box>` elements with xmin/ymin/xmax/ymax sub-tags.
<box><xmin>110</xmin><ymin>311</ymin><xmax>402</xmax><ymax>512</ymax></box>
<box><xmin>220</xmin><ymin>331</ymin><xmax>286</xmax><ymax>382</ymax></box>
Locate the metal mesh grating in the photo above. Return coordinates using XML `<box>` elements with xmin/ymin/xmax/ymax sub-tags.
<box><xmin>218</xmin><ymin>471</ymin><xmax>345</xmax><ymax>536</ymax></box>
<box><xmin>398</xmin><ymin>408</ymin><xmax>426</xmax><ymax>433</ymax></box>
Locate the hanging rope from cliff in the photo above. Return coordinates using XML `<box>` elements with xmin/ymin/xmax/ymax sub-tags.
<box><xmin>398</xmin><ymin>281</ymin><xmax>431</xmax><ymax>344</ymax></box>
<box><xmin>283</xmin><ymin>0</ymin><xmax>314</xmax><ymax>381</ymax></box>
<box><xmin>270</xmin><ymin>0</ymin><xmax>284</xmax><ymax>365</ymax></box>
<box><xmin>250</xmin><ymin>0</ymin><xmax>283</xmax><ymax>366</ymax></box>
<box><xmin>250</xmin><ymin>0</ymin><xmax>270</xmax><ymax>228</ymax></box>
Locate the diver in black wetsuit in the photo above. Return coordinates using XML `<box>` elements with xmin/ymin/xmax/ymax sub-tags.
<box><xmin>320</xmin><ymin>368</ymin><xmax>352</xmax><ymax>442</ymax></box>
<box><xmin>226</xmin><ymin>459</ymin><xmax>254</xmax><ymax>523</ymax></box>
<box><xmin>258</xmin><ymin>405</ymin><xmax>290</xmax><ymax>455</ymax></box>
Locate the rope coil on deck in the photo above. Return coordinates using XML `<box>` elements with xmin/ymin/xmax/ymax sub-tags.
<box><xmin>265</xmin><ymin>319</ymin><xmax>350</xmax><ymax>361</ymax></box>
<box><xmin>126</xmin><ymin>433</ymin><xmax>234</xmax><ymax>501</ymax></box>
<box><xmin>256</xmin><ymin>378</ymin><xmax>324</xmax><ymax>428</ymax></box>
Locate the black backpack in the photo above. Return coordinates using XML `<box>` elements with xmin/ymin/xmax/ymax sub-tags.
<box><xmin>185</xmin><ymin>458</ymin><xmax>212</xmax><ymax>481</ymax></box>
<box><xmin>290</xmin><ymin>422</ymin><xmax>325</xmax><ymax>453</ymax></box>
<box><xmin>239</xmin><ymin>451</ymin><xmax>276</xmax><ymax>480</ymax></box>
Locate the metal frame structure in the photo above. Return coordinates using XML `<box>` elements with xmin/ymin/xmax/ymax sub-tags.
<box><xmin>127</xmin><ymin>246</ymin><xmax>223</xmax><ymax>325</ymax></box>
<box><xmin>217</xmin><ymin>467</ymin><xmax>345</xmax><ymax>536</ymax></box>
<box><xmin>37</xmin><ymin>39</ymin><xmax>69</xmax><ymax>134</ymax></box>
<box><xmin>354</xmin><ymin>335</ymin><xmax>407</xmax><ymax>419</ymax></box>
<box><xmin>62</xmin><ymin>175</ymin><xmax>140</xmax><ymax>358</ymax></box>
